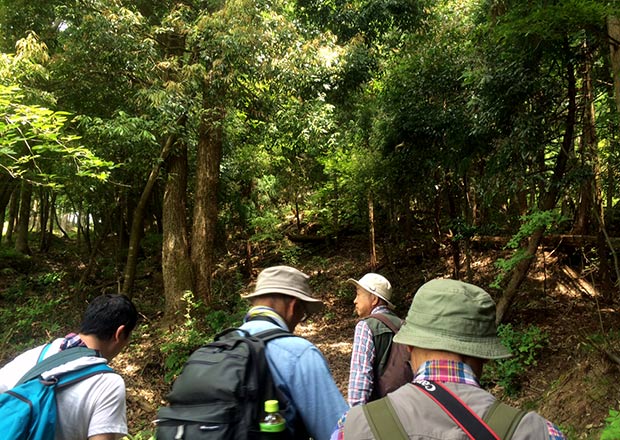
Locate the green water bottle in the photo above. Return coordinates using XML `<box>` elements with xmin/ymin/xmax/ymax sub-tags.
<box><xmin>259</xmin><ymin>399</ymin><xmax>286</xmax><ymax>439</ymax></box>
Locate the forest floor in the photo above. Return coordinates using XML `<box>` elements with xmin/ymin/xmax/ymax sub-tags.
<box><xmin>2</xmin><ymin>235</ymin><xmax>620</xmax><ymax>439</ymax></box>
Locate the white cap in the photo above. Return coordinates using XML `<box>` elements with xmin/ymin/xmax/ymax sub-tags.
<box><xmin>347</xmin><ymin>273</ymin><xmax>394</xmax><ymax>309</ymax></box>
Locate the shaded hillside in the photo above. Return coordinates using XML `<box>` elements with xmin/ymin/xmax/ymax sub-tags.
<box><xmin>1</xmin><ymin>236</ymin><xmax>619</xmax><ymax>439</ymax></box>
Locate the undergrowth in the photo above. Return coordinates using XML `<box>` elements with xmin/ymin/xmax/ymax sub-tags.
<box><xmin>482</xmin><ymin>323</ymin><xmax>548</xmax><ymax>396</ymax></box>
<box><xmin>601</xmin><ymin>409</ymin><xmax>620</xmax><ymax>440</ymax></box>
<box><xmin>158</xmin><ymin>290</ymin><xmax>246</xmax><ymax>382</ymax></box>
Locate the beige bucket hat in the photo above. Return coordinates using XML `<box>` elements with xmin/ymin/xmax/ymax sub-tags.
<box><xmin>347</xmin><ymin>273</ymin><xmax>395</xmax><ymax>309</ymax></box>
<box><xmin>242</xmin><ymin>266</ymin><xmax>324</xmax><ymax>315</ymax></box>
<box><xmin>393</xmin><ymin>278</ymin><xmax>512</xmax><ymax>360</ymax></box>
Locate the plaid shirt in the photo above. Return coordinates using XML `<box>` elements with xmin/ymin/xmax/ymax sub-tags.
<box><xmin>332</xmin><ymin>360</ymin><xmax>566</xmax><ymax>440</ymax></box>
<box><xmin>347</xmin><ymin>305</ymin><xmax>392</xmax><ymax>407</ymax></box>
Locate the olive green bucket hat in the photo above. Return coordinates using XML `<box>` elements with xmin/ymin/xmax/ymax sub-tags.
<box><xmin>393</xmin><ymin>278</ymin><xmax>512</xmax><ymax>360</ymax></box>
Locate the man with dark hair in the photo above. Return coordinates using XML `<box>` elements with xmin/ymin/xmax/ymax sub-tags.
<box><xmin>331</xmin><ymin>279</ymin><xmax>566</xmax><ymax>439</ymax></box>
<box><xmin>0</xmin><ymin>293</ymin><xmax>138</xmax><ymax>440</ymax></box>
<box><xmin>239</xmin><ymin>265</ymin><xmax>348</xmax><ymax>440</ymax></box>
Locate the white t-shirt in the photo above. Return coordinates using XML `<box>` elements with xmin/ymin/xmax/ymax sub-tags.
<box><xmin>0</xmin><ymin>338</ymin><xmax>128</xmax><ymax>440</ymax></box>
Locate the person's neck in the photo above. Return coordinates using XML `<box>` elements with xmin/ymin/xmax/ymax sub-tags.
<box><xmin>78</xmin><ymin>333</ymin><xmax>108</xmax><ymax>359</ymax></box>
<box><xmin>411</xmin><ymin>348</ymin><xmax>484</xmax><ymax>378</ymax></box>
<box><xmin>247</xmin><ymin>304</ymin><xmax>292</xmax><ymax>330</ymax></box>
<box><xmin>411</xmin><ymin>349</ymin><xmax>461</xmax><ymax>369</ymax></box>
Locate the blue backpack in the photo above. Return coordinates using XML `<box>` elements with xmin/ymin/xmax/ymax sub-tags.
<box><xmin>0</xmin><ymin>345</ymin><xmax>114</xmax><ymax>440</ymax></box>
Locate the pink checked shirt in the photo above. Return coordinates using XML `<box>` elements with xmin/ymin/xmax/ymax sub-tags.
<box><xmin>347</xmin><ymin>305</ymin><xmax>392</xmax><ymax>407</ymax></box>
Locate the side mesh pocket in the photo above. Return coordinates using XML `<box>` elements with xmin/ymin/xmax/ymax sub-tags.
<box><xmin>155</xmin><ymin>403</ymin><xmax>238</xmax><ymax>440</ymax></box>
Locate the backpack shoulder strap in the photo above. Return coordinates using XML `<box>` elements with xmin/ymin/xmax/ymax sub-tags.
<box><xmin>483</xmin><ymin>400</ymin><xmax>527</xmax><ymax>440</ymax></box>
<box><xmin>367</xmin><ymin>313</ymin><xmax>401</xmax><ymax>334</ymax></box>
<box><xmin>412</xmin><ymin>380</ymin><xmax>499</xmax><ymax>440</ymax></box>
<box><xmin>362</xmin><ymin>396</ymin><xmax>408</xmax><ymax>440</ymax></box>
<box><xmin>254</xmin><ymin>327</ymin><xmax>295</xmax><ymax>343</ymax></box>
<box><xmin>55</xmin><ymin>362</ymin><xmax>114</xmax><ymax>390</ymax></box>
<box><xmin>37</xmin><ymin>343</ymin><xmax>53</xmax><ymax>363</ymax></box>
<box><xmin>17</xmin><ymin>347</ymin><xmax>102</xmax><ymax>385</ymax></box>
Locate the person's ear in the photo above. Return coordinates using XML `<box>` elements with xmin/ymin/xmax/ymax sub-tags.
<box><xmin>287</xmin><ymin>298</ymin><xmax>298</xmax><ymax>318</ymax></box>
<box><xmin>114</xmin><ymin>324</ymin><xmax>127</xmax><ymax>342</ymax></box>
<box><xmin>371</xmin><ymin>294</ymin><xmax>381</xmax><ymax>308</ymax></box>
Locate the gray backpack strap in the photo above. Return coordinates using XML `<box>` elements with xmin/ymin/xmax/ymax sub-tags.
<box><xmin>483</xmin><ymin>400</ymin><xmax>527</xmax><ymax>440</ymax></box>
<box><xmin>360</xmin><ymin>394</ymin><xmax>527</xmax><ymax>440</ymax></box>
<box><xmin>362</xmin><ymin>397</ymin><xmax>408</xmax><ymax>440</ymax></box>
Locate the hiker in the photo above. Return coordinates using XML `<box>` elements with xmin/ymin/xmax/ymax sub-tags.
<box><xmin>239</xmin><ymin>265</ymin><xmax>348</xmax><ymax>440</ymax></box>
<box><xmin>347</xmin><ymin>273</ymin><xmax>411</xmax><ymax>406</ymax></box>
<box><xmin>331</xmin><ymin>278</ymin><xmax>567</xmax><ymax>439</ymax></box>
<box><xmin>0</xmin><ymin>293</ymin><xmax>138</xmax><ymax>440</ymax></box>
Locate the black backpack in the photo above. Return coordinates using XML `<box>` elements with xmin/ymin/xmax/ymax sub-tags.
<box><xmin>155</xmin><ymin>327</ymin><xmax>296</xmax><ymax>440</ymax></box>
<box><xmin>367</xmin><ymin>314</ymin><xmax>413</xmax><ymax>398</ymax></box>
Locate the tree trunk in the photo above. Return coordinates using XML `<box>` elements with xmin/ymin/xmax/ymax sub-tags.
<box><xmin>75</xmin><ymin>210</ymin><xmax>84</xmax><ymax>253</ymax></box>
<box><xmin>585</xmin><ymin>38</ymin><xmax>612</xmax><ymax>294</ymax></box>
<box><xmin>368</xmin><ymin>193</ymin><xmax>377</xmax><ymax>270</ymax></box>
<box><xmin>162</xmin><ymin>139</ymin><xmax>193</xmax><ymax>323</ymax></box>
<box><xmin>446</xmin><ymin>178</ymin><xmax>460</xmax><ymax>280</ymax></box>
<box><xmin>39</xmin><ymin>188</ymin><xmax>51</xmax><ymax>252</ymax></box>
<box><xmin>79</xmin><ymin>212</ymin><xmax>113</xmax><ymax>288</ymax></box>
<box><xmin>15</xmin><ymin>180</ymin><xmax>32</xmax><ymax>254</ymax></box>
<box><xmin>0</xmin><ymin>198</ymin><xmax>5</xmax><ymax>241</ymax></box>
<box><xmin>5</xmin><ymin>185</ymin><xmax>18</xmax><ymax>245</ymax></box>
<box><xmin>432</xmin><ymin>173</ymin><xmax>442</xmax><ymax>244</ymax></box>
<box><xmin>47</xmin><ymin>193</ymin><xmax>55</xmax><ymax>242</ymax></box>
<box><xmin>83</xmin><ymin>210</ymin><xmax>92</xmax><ymax>256</ymax></box>
<box><xmin>191</xmin><ymin>109</ymin><xmax>224</xmax><ymax>307</ymax></box>
<box><xmin>294</xmin><ymin>197</ymin><xmax>301</xmax><ymax>232</ymax></box>
<box><xmin>573</xmin><ymin>37</ymin><xmax>611</xmax><ymax>293</ymax></box>
<box><xmin>122</xmin><ymin>131</ymin><xmax>179</xmax><ymax>297</ymax></box>
<box><xmin>463</xmin><ymin>173</ymin><xmax>473</xmax><ymax>282</ymax></box>
<box><xmin>496</xmin><ymin>44</ymin><xmax>577</xmax><ymax>323</ymax></box>
<box><xmin>606</xmin><ymin>137</ymin><xmax>615</xmax><ymax>211</ymax></box>
<box><xmin>53</xmin><ymin>204</ymin><xmax>70</xmax><ymax>239</ymax></box>
<box><xmin>608</xmin><ymin>16</ymin><xmax>620</xmax><ymax>115</ymax></box>
<box><xmin>0</xmin><ymin>176</ymin><xmax>16</xmax><ymax>241</ymax></box>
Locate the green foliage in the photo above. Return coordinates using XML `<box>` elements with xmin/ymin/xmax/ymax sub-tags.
<box><xmin>296</xmin><ymin>0</ymin><xmax>426</xmax><ymax>43</ymax></box>
<box><xmin>0</xmin><ymin>290</ymin><xmax>64</xmax><ymax>356</ymax></box>
<box><xmin>0</xmin><ymin>84</ymin><xmax>114</xmax><ymax>186</ymax></box>
<box><xmin>334</xmin><ymin>285</ymin><xmax>355</xmax><ymax>303</ymax></box>
<box><xmin>0</xmin><ymin>246</ymin><xmax>32</xmax><ymax>272</ymax></box>
<box><xmin>34</xmin><ymin>270</ymin><xmax>66</xmax><ymax>287</ymax></box>
<box><xmin>159</xmin><ymin>290</ymin><xmax>243</xmax><ymax>382</ymax></box>
<box><xmin>159</xmin><ymin>291</ymin><xmax>209</xmax><ymax>382</ymax></box>
<box><xmin>491</xmin><ymin>210</ymin><xmax>568</xmax><ymax>288</ymax></box>
<box><xmin>483</xmin><ymin>324</ymin><xmax>548</xmax><ymax>397</ymax></box>
<box><xmin>504</xmin><ymin>210</ymin><xmax>567</xmax><ymax>249</ymax></box>
<box><xmin>601</xmin><ymin>409</ymin><xmax>620</xmax><ymax>440</ymax></box>
<box><xmin>280</xmin><ymin>242</ymin><xmax>309</xmax><ymax>266</ymax></box>
<box><xmin>121</xmin><ymin>431</ymin><xmax>155</xmax><ymax>440</ymax></box>
<box><xmin>448</xmin><ymin>217</ymin><xmax>479</xmax><ymax>242</ymax></box>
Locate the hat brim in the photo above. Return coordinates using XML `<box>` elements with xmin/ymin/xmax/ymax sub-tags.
<box><xmin>393</xmin><ymin>322</ymin><xmax>512</xmax><ymax>360</ymax></box>
<box><xmin>347</xmin><ymin>278</ymin><xmax>395</xmax><ymax>309</ymax></box>
<box><xmin>242</xmin><ymin>289</ymin><xmax>324</xmax><ymax>315</ymax></box>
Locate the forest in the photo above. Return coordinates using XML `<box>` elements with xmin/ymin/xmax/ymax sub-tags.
<box><xmin>1</xmin><ymin>0</ymin><xmax>620</xmax><ymax>438</ymax></box>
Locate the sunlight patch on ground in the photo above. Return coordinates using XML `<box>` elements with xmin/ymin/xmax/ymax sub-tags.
<box><xmin>117</xmin><ymin>362</ymin><xmax>141</xmax><ymax>374</ymax></box>
<box><xmin>127</xmin><ymin>386</ymin><xmax>157</xmax><ymax>402</ymax></box>
<box><xmin>296</xmin><ymin>321</ymin><xmax>319</xmax><ymax>338</ymax></box>
<box><xmin>315</xmin><ymin>341</ymin><xmax>351</xmax><ymax>355</ymax></box>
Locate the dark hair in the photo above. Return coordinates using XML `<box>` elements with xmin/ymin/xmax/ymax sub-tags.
<box><xmin>80</xmin><ymin>294</ymin><xmax>138</xmax><ymax>340</ymax></box>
